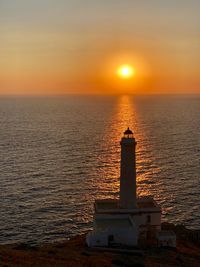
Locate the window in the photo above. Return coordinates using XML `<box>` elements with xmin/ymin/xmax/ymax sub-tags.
<box><xmin>108</xmin><ymin>235</ymin><xmax>114</xmax><ymax>242</ymax></box>
<box><xmin>147</xmin><ymin>215</ymin><xmax>151</xmax><ymax>223</ymax></box>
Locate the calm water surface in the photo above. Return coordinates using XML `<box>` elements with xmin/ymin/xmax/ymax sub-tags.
<box><xmin>0</xmin><ymin>95</ymin><xmax>199</xmax><ymax>244</ymax></box>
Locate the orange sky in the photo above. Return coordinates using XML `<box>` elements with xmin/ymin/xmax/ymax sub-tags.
<box><xmin>0</xmin><ymin>1</ymin><xmax>200</xmax><ymax>95</ymax></box>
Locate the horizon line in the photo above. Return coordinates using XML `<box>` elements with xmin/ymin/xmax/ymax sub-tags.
<box><xmin>0</xmin><ymin>92</ymin><xmax>200</xmax><ymax>97</ymax></box>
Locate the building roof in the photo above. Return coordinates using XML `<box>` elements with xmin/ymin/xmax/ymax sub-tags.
<box><xmin>137</xmin><ymin>196</ymin><xmax>160</xmax><ymax>208</ymax></box>
<box><xmin>124</xmin><ymin>127</ymin><xmax>133</xmax><ymax>135</ymax></box>
<box><xmin>95</xmin><ymin>197</ymin><xmax>161</xmax><ymax>214</ymax></box>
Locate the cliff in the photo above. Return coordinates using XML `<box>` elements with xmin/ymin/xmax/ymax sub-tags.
<box><xmin>0</xmin><ymin>223</ymin><xmax>199</xmax><ymax>267</ymax></box>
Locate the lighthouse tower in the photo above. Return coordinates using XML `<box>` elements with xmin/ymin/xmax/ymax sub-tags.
<box><xmin>120</xmin><ymin>128</ymin><xmax>137</xmax><ymax>209</ymax></box>
<box><xmin>86</xmin><ymin>128</ymin><xmax>163</xmax><ymax>248</ymax></box>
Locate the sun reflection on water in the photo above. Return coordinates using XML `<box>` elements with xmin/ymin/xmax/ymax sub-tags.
<box><xmin>98</xmin><ymin>95</ymin><xmax>162</xmax><ymax>201</ymax></box>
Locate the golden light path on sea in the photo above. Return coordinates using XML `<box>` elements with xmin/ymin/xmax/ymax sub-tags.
<box><xmin>96</xmin><ymin>95</ymin><xmax>160</xmax><ymax>199</ymax></box>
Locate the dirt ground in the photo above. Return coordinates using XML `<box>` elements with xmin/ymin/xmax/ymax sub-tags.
<box><xmin>0</xmin><ymin>232</ymin><xmax>199</xmax><ymax>267</ymax></box>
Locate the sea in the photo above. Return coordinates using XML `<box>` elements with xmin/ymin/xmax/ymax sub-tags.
<box><xmin>0</xmin><ymin>94</ymin><xmax>199</xmax><ymax>245</ymax></box>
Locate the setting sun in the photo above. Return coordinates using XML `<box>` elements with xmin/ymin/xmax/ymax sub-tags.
<box><xmin>117</xmin><ymin>65</ymin><xmax>135</xmax><ymax>79</ymax></box>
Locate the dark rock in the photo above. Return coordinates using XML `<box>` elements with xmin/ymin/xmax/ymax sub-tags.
<box><xmin>81</xmin><ymin>251</ymin><xmax>91</xmax><ymax>256</ymax></box>
<box><xmin>112</xmin><ymin>259</ymin><xmax>144</xmax><ymax>267</ymax></box>
<box><xmin>111</xmin><ymin>259</ymin><xmax>124</xmax><ymax>266</ymax></box>
<box><xmin>48</xmin><ymin>250</ymin><xmax>56</xmax><ymax>255</ymax></box>
<box><xmin>176</xmin><ymin>256</ymin><xmax>183</xmax><ymax>263</ymax></box>
<box><xmin>14</xmin><ymin>243</ymin><xmax>38</xmax><ymax>251</ymax></box>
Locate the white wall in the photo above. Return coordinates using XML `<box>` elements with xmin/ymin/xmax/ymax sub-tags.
<box><xmin>131</xmin><ymin>212</ymin><xmax>161</xmax><ymax>229</ymax></box>
<box><xmin>88</xmin><ymin>211</ymin><xmax>161</xmax><ymax>247</ymax></box>
<box><xmin>86</xmin><ymin>231</ymin><xmax>108</xmax><ymax>247</ymax></box>
<box><xmin>86</xmin><ymin>227</ymin><xmax>138</xmax><ymax>247</ymax></box>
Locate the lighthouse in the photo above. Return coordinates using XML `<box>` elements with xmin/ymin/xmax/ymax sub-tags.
<box><xmin>120</xmin><ymin>128</ymin><xmax>137</xmax><ymax>209</ymax></box>
<box><xmin>86</xmin><ymin>128</ymin><xmax>162</xmax><ymax>248</ymax></box>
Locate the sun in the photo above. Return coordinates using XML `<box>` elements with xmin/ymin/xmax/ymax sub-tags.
<box><xmin>117</xmin><ymin>64</ymin><xmax>135</xmax><ymax>79</ymax></box>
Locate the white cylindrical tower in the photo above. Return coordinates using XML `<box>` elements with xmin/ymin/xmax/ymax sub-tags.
<box><xmin>119</xmin><ymin>128</ymin><xmax>137</xmax><ymax>209</ymax></box>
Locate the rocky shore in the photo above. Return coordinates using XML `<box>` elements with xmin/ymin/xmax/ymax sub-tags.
<box><xmin>0</xmin><ymin>223</ymin><xmax>199</xmax><ymax>267</ymax></box>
